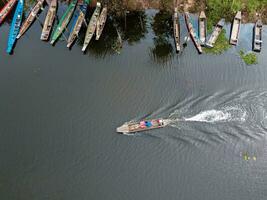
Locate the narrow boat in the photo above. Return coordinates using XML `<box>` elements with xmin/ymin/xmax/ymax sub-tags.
<box><xmin>206</xmin><ymin>18</ymin><xmax>225</xmax><ymax>48</ymax></box>
<box><xmin>17</xmin><ymin>0</ymin><xmax>45</xmax><ymax>39</ymax></box>
<box><xmin>184</xmin><ymin>12</ymin><xmax>202</xmax><ymax>53</ymax></box>
<box><xmin>67</xmin><ymin>2</ymin><xmax>88</xmax><ymax>48</ymax></box>
<box><xmin>95</xmin><ymin>6</ymin><xmax>107</xmax><ymax>40</ymax></box>
<box><xmin>253</xmin><ymin>19</ymin><xmax>263</xmax><ymax>52</ymax></box>
<box><xmin>82</xmin><ymin>2</ymin><xmax>101</xmax><ymax>52</ymax></box>
<box><xmin>198</xmin><ymin>11</ymin><xmax>207</xmax><ymax>46</ymax></box>
<box><xmin>116</xmin><ymin>119</ymin><xmax>168</xmax><ymax>134</ymax></box>
<box><xmin>50</xmin><ymin>0</ymin><xmax>77</xmax><ymax>45</ymax></box>
<box><xmin>173</xmin><ymin>7</ymin><xmax>180</xmax><ymax>52</ymax></box>
<box><xmin>6</xmin><ymin>0</ymin><xmax>23</xmax><ymax>54</ymax></box>
<box><xmin>230</xmin><ymin>11</ymin><xmax>241</xmax><ymax>45</ymax></box>
<box><xmin>40</xmin><ymin>0</ymin><xmax>57</xmax><ymax>41</ymax></box>
<box><xmin>0</xmin><ymin>0</ymin><xmax>17</xmax><ymax>24</ymax></box>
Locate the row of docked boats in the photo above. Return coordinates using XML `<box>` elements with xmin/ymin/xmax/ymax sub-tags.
<box><xmin>173</xmin><ymin>9</ymin><xmax>263</xmax><ymax>54</ymax></box>
<box><xmin>0</xmin><ymin>0</ymin><xmax>108</xmax><ymax>54</ymax></box>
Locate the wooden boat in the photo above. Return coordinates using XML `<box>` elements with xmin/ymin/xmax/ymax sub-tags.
<box><xmin>206</xmin><ymin>18</ymin><xmax>225</xmax><ymax>48</ymax></box>
<box><xmin>6</xmin><ymin>0</ymin><xmax>23</xmax><ymax>54</ymax></box>
<box><xmin>95</xmin><ymin>6</ymin><xmax>107</xmax><ymax>40</ymax></box>
<box><xmin>116</xmin><ymin>119</ymin><xmax>168</xmax><ymax>134</ymax></box>
<box><xmin>17</xmin><ymin>0</ymin><xmax>45</xmax><ymax>39</ymax></box>
<box><xmin>253</xmin><ymin>19</ymin><xmax>263</xmax><ymax>52</ymax></box>
<box><xmin>173</xmin><ymin>7</ymin><xmax>180</xmax><ymax>52</ymax></box>
<box><xmin>198</xmin><ymin>11</ymin><xmax>207</xmax><ymax>46</ymax></box>
<box><xmin>40</xmin><ymin>0</ymin><xmax>57</xmax><ymax>41</ymax></box>
<box><xmin>230</xmin><ymin>11</ymin><xmax>241</xmax><ymax>45</ymax></box>
<box><xmin>184</xmin><ymin>12</ymin><xmax>202</xmax><ymax>54</ymax></box>
<box><xmin>82</xmin><ymin>2</ymin><xmax>101</xmax><ymax>52</ymax></box>
<box><xmin>67</xmin><ymin>2</ymin><xmax>88</xmax><ymax>48</ymax></box>
<box><xmin>0</xmin><ymin>0</ymin><xmax>17</xmax><ymax>24</ymax></box>
<box><xmin>50</xmin><ymin>0</ymin><xmax>77</xmax><ymax>45</ymax></box>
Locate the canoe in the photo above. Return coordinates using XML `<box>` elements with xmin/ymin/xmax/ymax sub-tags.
<box><xmin>198</xmin><ymin>11</ymin><xmax>207</xmax><ymax>46</ymax></box>
<box><xmin>17</xmin><ymin>0</ymin><xmax>45</xmax><ymax>39</ymax></box>
<box><xmin>50</xmin><ymin>0</ymin><xmax>77</xmax><ymax>44</ymax></box>
<box><xmin>6</xmin><ymin>0</ymin><xmax>23</xmax><ymax>54</ymax></box>
<box><xmin>82</xmin><ymin>2</ymin><xmax>101</xmax><ymax>52</ymax></box>
<box><xmin>40</xmin><ymin>0</ymin><xmax>57</xmax><ymax>41</ymax></box>
<box><xmin>116</xmin><ymin>119</ymin><xmax>168</xmax><ymax>134</ymax></box>
<box><xmin>95</xmin><ymin>6</ymin><xmax>107</xmax><ymax>40</ymax></box>
<box><xmin>173</xmin><ymin>7</ymin><xmax>180</xmax><ymax>52</ymax></box>
<box><xmin>253</xmin><ymin>19</ymin><xmax>263</xmax><ymax>52</ymax></box>
<box><xmin>230</xmin><ymin>11</ymin><xmax>241</xmax><ymax>45</ymax></box>
<box><xmin>206</xmin><ymin>18</ymin><xmax>225</xmax><ymax>48</ymax></box>
<box><xmin>0</xmin><ymin>0</ymin><xmax>17</xmax><ymax>24</ymax></box>
<box><xmin>67</xmin><ymin>2</ymin><xmax>88</xmax><ymax>48</ymax></box>
<box><xmin>184</xmin><ymin>12</ymin><xmax>202</xmax><ymax>54</ymax></box>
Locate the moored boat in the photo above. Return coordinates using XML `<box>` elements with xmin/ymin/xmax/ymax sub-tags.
<box><xmin>206</xmin><ymin>18</ymin><xmax>225</xmax><ymax>48</ymax></box>
<box><xmin>173</xmin><ymin>7</ymin><xmax>180</xmax><ymax>52</ymax></box>
<box><xmin>198</xmin><ymin>11</ymin><xmax>207</xmax><ymax>46</ymax></box>
<box><xmin>184</xmin><ymin>12</ymin><xmax>202</xmax><ymax>54</ymax></box>
<box><xmin>6</xmin><ymin>0</ymin><xmax>23</xmax><ymax>54</ymax></box>
<box><xmin>0</xmin><ymin>0</ymin><xmax>17</xmax><ymax>24</ymax></box>
<box><xmin>253</xmin><ymin>19</ymin><xmax>263</xmax><ymax>52</ymax></box>
<box><xmin>82</xmin><ymin>2</ymin><xmax>101</xmax><ymax>52</ymax></box>
<box><xmin>17</xmin><ymin>0</ymin><xmax>45</xmax><ymax>39</ymax></box>
<box><xmin>50</xmin><ymin>0</ymin><xmax>77</xmax><ymax>45</ymax></box>
<box><xmin>230</xmin><ymin>11</ymin><xmax>241</xmax><ymax>45</ymax></box>
<box><xmin>95</xmin><ymin>6</ymin><xmax>107</xmax><ymax>40</ymax></box>
<box><xmin>67</xmin><ymin>2</ymin><xmax>88</xmax><ymax>48</ymax></box>
<box><xmin>117</xmin><ymin>119</ymin><xmax>168</xmax><ymax>134</ymax></box>
<box><xmin>40</xmin><ymin>0</ymin><xmax>57</xmax><ymax>41</ymax></box>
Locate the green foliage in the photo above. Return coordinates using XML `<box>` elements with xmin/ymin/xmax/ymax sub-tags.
<box><xmin>204</xmin><ymin>29</ymin><xmax>231</xmax><ymax>54</ymax></box>
<box><xmin>239</xmin><ymin>50</ymin><xmax>258</xmax><ymax>65</ymax></box>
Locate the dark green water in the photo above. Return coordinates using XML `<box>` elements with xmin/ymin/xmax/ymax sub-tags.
<box><xmin>0</xmin><ymin>2</ymin><xmax>267</xmax><ymax>200</ymax></box>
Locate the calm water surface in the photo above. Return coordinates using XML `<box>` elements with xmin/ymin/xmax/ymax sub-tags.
<box><xmin>0</xmin><ymin>2</ymin><xmax>267</xmax><ymax>200</ymax></box>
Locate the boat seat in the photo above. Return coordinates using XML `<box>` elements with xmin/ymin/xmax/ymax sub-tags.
<box><xmin>255</xmin><ymin>39</ymin><xmax>262</xmax><ymax>43</ymax></box>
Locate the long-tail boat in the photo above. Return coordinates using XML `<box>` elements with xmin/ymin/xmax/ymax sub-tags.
<box><xmin>173</xmin><ymin>7</ymin><xmax>180</xmax><ymax>52</ymax></box>
<box><xmin>0</xmin><ymin>0</ymin><xmax>17</xmax><ymax>24</ymax></box>
<box><xmin>95</xmin><ymin>6</ymin><xmax>107</xmax><ymax>40</ymax></box>
<box><xmin>17</xmin><ymin>0</ymin><xmax>45</xmax><ymax>39</ymax></box>
<box><xmin>206</xmin><ymin>18</ymin><xmax>225</xmax><ymax>48</ymax></box>
<box><xmin>253</xmin><ymin>19</ymin><xmax>263</xmax><ymax>52</ymax></box>
<box><xmin>184</xmin><ymin>12</ymin><xmax>202</xmax><ymax>54</ymax></box>
<box><xmin>67</xmin><ymin>2</ymin><xmax>88</xmax><ymax>48</ymax></box>
<box><xmin>198</xmin><ymin>11</ymin><xmax>207</xmax><ymax>46</ymax></box>
<box><xmin>117</xmin><ymin>119</ymin><xmax>168</xmax><ymax>134</ymax></box>
<box><xmin>82</xmin><ymin>2</ymin><xmax>101</xmax><ymax>52</ymax></box>
<box><xmin>230</xmin><ymin>11</ymin><xmax>241</xmax><ymax>45</ymax></box>
<box><xmin>40</xmin><ymin>0</ymin><xmax>57</xmax><ymax>41</ymax></box>
<box><xmin>6</xmin><ymin>0</ymin><xmax>23</xmax><ymax>54</ymax></box>
<box><xmin>50</xmin><ymin>0</ymin><xmax>77</xmax><ymax>45</ymax></box>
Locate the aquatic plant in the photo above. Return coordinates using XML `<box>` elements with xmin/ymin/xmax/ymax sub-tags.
<box><xmin>239</xmin><ymin>50</ymin><xmax>258</xmax><ymax>65</ymax></box>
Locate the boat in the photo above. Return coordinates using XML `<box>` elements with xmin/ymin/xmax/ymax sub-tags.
<box><xmin>198</xmin><ymin>11</ymin><xmax>207</xmax><ymax>46</ymax></box>
<box><xmin>184</xmin><ymin>12</ymin><xmax>202</xmax><ymax>54</ymax></box>
<box><xmin>0</xmin><ymin>0</ymin><xmax>17</xmax><ymax>24</ymax></box>
<box><xmin>6</xmin><ymin>0</ymin><xmax>23</xmax><ymax>54</ymax></box>
<box><xmin>17</xmin><ymin>0</ymin><xmax>45</xmax><ymax>39</ymax></box>
<box><xmin>253</xmin><ymin>19</ymin><xmax>263</xmax><ymax>52</ymax></box>
<box><xmin>50</xmin><ymin>0</ymin><xmax>77</xmax><ymax>45</ymax></box>
<box><xmin>173</xmin><ymin>7</ymin><xmax>180</xmax><ymax>52</ymax></box>
<box><xmin>206</xmin><ymin>18</ymin><xmax>225</xmax><ymax>48</ymax></box>
<box><xmin>82</xmin><ymin>2</ymin><xmax>101</xmax><ymax>52</ymax></box>
<box><xmin>95</xmin><ymin>6</ymin><xmax>107</xmax><ymax>40</ymax></box>
<box><xmin>40</xmin><ymin>0</ymin><xmax>57</xmax><ymax>41</ymax></box>
<box><xmin>230</xmin><ymin>11</ymin><xmax>241</xmax><ymax>45</ymax></box>
<box><xmin>67</xmin><ymin>2</ymin><xmax>88</xmax><ymax>48</ymax></box>
<box><xmin>116</xmin><ymin>119</ymin><xmax>168</xmax><ymax>134</ymax></box>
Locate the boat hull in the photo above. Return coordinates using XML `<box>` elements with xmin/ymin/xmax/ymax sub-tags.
<box><xmin>173</xmin><ymin>8</ymin><xmax>180</xmax><ymax>52</ymax></box>
<box><xmin>230</xmin><ymin>11</ymin><xmax>241</xmax><ymax>45</ymax></box>
<box><xmin>253</xmin><ymin>19</ymin><xmax>262</xmax><ymax>52</ymax></box>
<box><xmin>206</xmin><ymin>19</ymin><xmax>225</xmax><ymax>48</ymax></box>
<box><xmin>96</xmin><ymin>6</ymin><xmax>107</xmax><ymax>40</ymax></box>
<box><xmin>198</xmin><ymin>11</ymin><xmax>207</xmax><ymax>46</ymax></box>
<box><xmin>0</xmin><ymin>0</ymin><xmax>17</xmax><ymax>24</ymax></box>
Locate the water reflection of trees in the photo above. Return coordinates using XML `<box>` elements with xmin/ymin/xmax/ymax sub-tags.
<box><xmin>150</xmin><ymin>10</ymin><xmax>174</xmax><ymax>63</ymax></box>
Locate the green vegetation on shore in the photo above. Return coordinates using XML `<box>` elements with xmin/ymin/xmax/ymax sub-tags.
<box><xmin>239</xmin><ymin>50</ymin><xmax>258</xmax><ymax>65</ymax></box>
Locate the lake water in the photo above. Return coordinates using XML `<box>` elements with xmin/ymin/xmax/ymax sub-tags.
<box><xmin>0</xmin><ymin>2</ymin><xmax>267</xmax><ymax>200</ymax></box>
